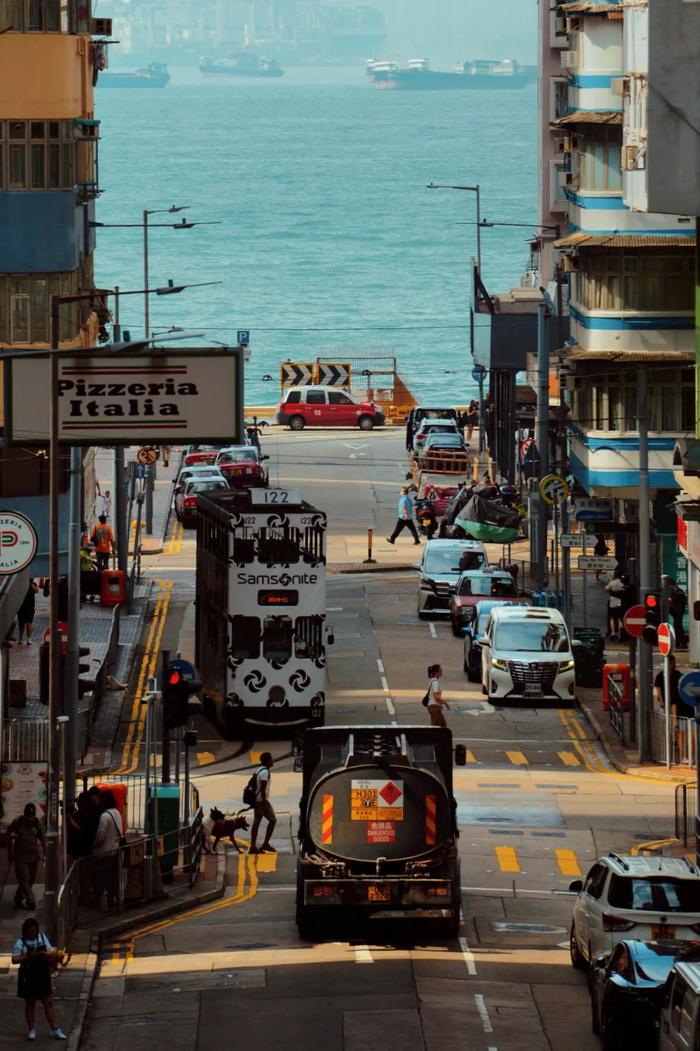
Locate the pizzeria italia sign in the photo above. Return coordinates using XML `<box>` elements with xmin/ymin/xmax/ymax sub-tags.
<box><xmin>4</xmin><ymin>348</ymin><xmax>243</xmax><ymax>445</ymax></box>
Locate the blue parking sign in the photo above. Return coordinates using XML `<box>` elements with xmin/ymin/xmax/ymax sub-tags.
<box><xmin>237</xmin><ymin>329</ymin><xmax>250</xmax><ymax>346</ymax></box>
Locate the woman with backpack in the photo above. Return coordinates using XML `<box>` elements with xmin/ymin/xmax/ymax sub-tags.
<box><xmin>424</xmin><ymin>664</ymin><xmax>450</xmax><ymax>727</ymax></box>
<box><xmin>11</xmin><ymin>916</ymin><xmax>67</xmax><ymax>1040</ymax></box>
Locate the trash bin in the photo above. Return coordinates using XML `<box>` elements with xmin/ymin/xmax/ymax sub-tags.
<box><xmin>148</xmin><ymin>783</ymin><xmax>180</xmax><ymax>879</ymax></box>
<box><xmin>100</xmin><ymin>569</ymin><xmax>126</xmax><ymax>607</ymax></box>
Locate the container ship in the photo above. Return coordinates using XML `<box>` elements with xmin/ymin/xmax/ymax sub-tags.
<box><xmin>97</xmin><ymin>62</ymin><xmax>171</xmax><ymax>88</ymax></box>
<box><xmin>199</xmin><ymin>52</ymin><xmax>284</xmax><ymax>77</ymax></box>
<box><xmin>366</xmin><ymin>57</ymin><xmax>535</xmax><ymax>91</ymax></box>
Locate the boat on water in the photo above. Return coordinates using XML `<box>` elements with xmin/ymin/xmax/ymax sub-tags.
<box><xmin>199</xmin><ymin>52</ymin><xmax>284</xmax><ymax>78</ymax></box>
<box><xmin>366</xmin><ymin>57</ymin><xmax>534</xmax><ymax>91</ymax></box>
<box><xmin>97</xmin><ymin>63</ymin><xmax>170</xmax><ymax>88</ymax></box>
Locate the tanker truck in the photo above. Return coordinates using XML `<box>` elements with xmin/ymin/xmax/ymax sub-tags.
<box><xmin>295</xmin><ymin>725</ymin><xmax>461</xmax><ymax>938</ymax></box>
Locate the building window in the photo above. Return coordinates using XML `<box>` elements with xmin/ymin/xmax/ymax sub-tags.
<box><xmin>573</xmin><ymin>369</ymin><xmax>694</xmax><ymax>433</ymax></box>
<box><xmin>0</xmin><ymin>119</ymin><xmax>83</xmax><ymax>190</ymax></box>
<box><xmin>575</xmin><ymin>126</ymin><xmax>622</xmax><ymax>192</ymax></box>
<box><xmin>0</xmin><ymin>272</ymin><xmax>79</xmax><ymax>344</ymax></box>
<box><xmin>574</xmin><ymin>252</ymin><xmax>695</xmax><ymax>313</ymax></box>
<box><xmin>0</xmin><ymin>0</ymin><xmax>78</xmax><ymax>32</ymax></box>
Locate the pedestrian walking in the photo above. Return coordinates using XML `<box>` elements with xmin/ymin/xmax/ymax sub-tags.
<box><xmin>16</xmin><ymin>579</ymin><xmax>39</xmax><ymax>645</ymax></box>
<box><xmin>604</xmin><ymin>572</ymin><xmax>626</xmax><ymax>641</ymax></box>
<box><xmin>463</xmin><ymin>399</ymin><xmax>479</xmax><ymax>443</ymax></box>
<box><xmin>92</xmin><ymin>791</ymin><xmax>124</xmax><ymax>905</ymax></box>
<box><xmin>667</xmin><ymin>579</ymin><xmax>688</xmax><ymax>648</ymax></box>
<box><xmin>95</xmin><ymin>483</ymin><xmax>112</xmax><ymax>520</ymax></box>
<box><xmin>90</xmin><ymin>515</ymin><xmax>115</xmax><ymax>571</ymax></box>
<box><xmin>159</xmin><ymin>445</ymin><xmax>171</xmax><ymax>468</ymax></box>
<box><xmin>424</xmin><ymin>664</ymin><xmax>450</xmax><ymax>728</ymax></box>
<box><xmin>11</xmin><ymin>917</ymin><xmax>67</xmax><ymax>1041</ymax></box>
<box><xmin>248</xmin><ymin>752</ymin><xmax>277</xmax><ymax>855</ymax></box>
<box><xmin>8</xmin><ymin>804</ymin><xmax>45</xmax><ymax>911</ymax></box>
<box><xmin>386</xmin><ymin>486</ymin><xmax>420</xmax><ymax>545</ymax></box>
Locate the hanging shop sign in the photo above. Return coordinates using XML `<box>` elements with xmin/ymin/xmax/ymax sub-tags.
<box><xmin>0</xmin><ymin>510</ymin><xmax>38</xmax><ymax>575</ymax></box>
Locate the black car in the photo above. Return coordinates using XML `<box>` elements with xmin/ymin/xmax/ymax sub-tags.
<box><xmin>590</xmin><ymin>940</ymin><xmax>697</xmax><ymax>1051</ymax></box>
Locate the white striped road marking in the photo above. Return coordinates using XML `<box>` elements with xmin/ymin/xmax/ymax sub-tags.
<box><xmin>385</xmin><ymin>697</ymin><xmax>396</xmax><ymax>716</ymax></box>
<box><xmin>459</xmin><ymin>936</ymin><xmax>477</xmax><ymax>976</ymax></box>
<box><xmin>474</xmin><ymin>994</ymin><xmax>493</xmax><ymax>1034</ymax></box>
<box><xmin>380</xmin><ymin>675</ymin><xmax>390</xmax><ymax>692</ymax></box>
<box><xmin>354</xmin><ymin>945</ymin><xmax>374</xmax><ymax>964</ymax></box>
<box><xmin>376</xmin><ymin>657</ymin><xmax>385</xmax><ymax>673</ymax></box>
<box><xmin>429</xmin><ymin>623</ymin><xmax>437</xmax><ymax>639</ymax></box>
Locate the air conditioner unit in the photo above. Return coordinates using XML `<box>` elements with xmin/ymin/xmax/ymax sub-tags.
<box><xmin>562</xmin><ymin>135</ymin><xmax>575</xmax><ymax>153</ymax></box>
<box><xmin>91</xmin><ymin>17</ymin><xmax>112</xmax><ymax>36</ymax></box>
<box><xmin>565</xmin><ymin>16</ymin><xmax>581</xmax><ymax>33</ymax></box>
<box><xmin>550</xmin><ymin>9</ymin><xmax>569</xmax><ymax>47</ymax></box>
<box><xmin>75</xmin><ymin>123</ymin><xmax>100</xmax><ymax>140</ymax></box>
<box><xmin>560</xmin><ymin>50</ymin><xmax>577</xmax><ymax>71</ymax></box>
<box><xmin>560</xmin><ymin>256</ymin><xmax>578</xmax><ymax>273</ymax></box>
<box><xmin>622</xmin><ymin>144</ymin><xmax>639</xmax><ymax>170</ymax></box>
<box><xmin>611</xmin><ymin>76</ymin><xmax>629</xmax><ymax>96</ymax></box>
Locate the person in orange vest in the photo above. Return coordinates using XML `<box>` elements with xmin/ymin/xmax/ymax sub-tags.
<box><xmin>90</xmin><ymin>516</ymin><xmax>114</xmax><ymax>572</ymax></box>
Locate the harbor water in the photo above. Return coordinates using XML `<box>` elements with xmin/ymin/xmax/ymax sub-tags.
<box><xmin>96</xmin><ymin>65</ymin><xmax>537</xmax><ymax>405</ymax></box>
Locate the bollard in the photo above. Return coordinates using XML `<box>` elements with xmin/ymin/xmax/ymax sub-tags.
<box><xmin>363</xmin><ymin>527</ymin><xmax>377</xmax><ymax>565</ymax></box>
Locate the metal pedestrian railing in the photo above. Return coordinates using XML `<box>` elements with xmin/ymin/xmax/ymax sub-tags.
<box><xmin>607</xmin><ymin>672</ymin><xmax>627</xmax><ymax>746</ymax></box>
<box><xmin>675</xmin><ymin>782</ymin><xmax>697</xmax><ymax>846</ymax></box>
<box><xmin>648</xmin><ymin>709</ymin><xmax>696</xmax><ymax>769</ymax></box>
<box><xmin>78</xmin><ymin>773</ymin><xmax>200</xmax><ymax>834</ymax></box>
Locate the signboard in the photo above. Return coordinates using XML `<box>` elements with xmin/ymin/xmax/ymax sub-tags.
<box><xmin>367</xmin><ymin>821</ymin><xmax>396</xmax><ymax>844</ymax></box>
<box><xmin>539</xmin><ymin>474</ymin><xmax>569</xmax><ymax>506</ymax></box>
<box><xmin>560</xmin><ymin>534</ymin><xmax>584</xmax><ymax>549</ymax></box>
<box><xmin>0</xmin><ymin>761</ymin><xmax>48</xmax><ymax>830</ymax></box>
<box><xmin>236</xmin><ymin>329</ymin><xmax>250</xmax><ymax>346</ymax></box>
<box><xmin>250</xmin><ymin>489</ymin><xmax>302</xmax><ymax>506</ymax></box>
<box><xmin>472</xmin><ymin>365</ymin><xmax>486</xmax><ymax>382</ymax></box>
<box><xmin>575</xmin><ymin>498</ymin><xmax>613</xmax><ymax>522</ymax></box>
<box><xmin>577</xmin><ymin>555</ymin><xmax>618</xmax><ymax>571</ymax></box>
<box><xmin>623</xmin><ymin>604</ymin><xmax>646</xmax><ymax>639</ymax></box>
<box><xmin>5</xmin><ymin>348</ymin><xmax>244</xmax><ymax>446</ymax></box>
<box><xmin>350</xmin><ymin>779</ymin><xmax>404</xmax><ymax>821</ymax></box>
<box><xmin>136</xmin><ymin>445</ymin><xmax>158</xmax><ymax>465</ymax></box>
<box><xmin>0</xmin><ymin>510</ymin><xmax>38</xmax><ymax>574</ymax></box>
<box><xmin>658</xmin><ymin>622</ymin><xmax>675</xmax><ymax>657</ymax></box>
<box><xmin>281</xmin><ymin>362</ymin><xmax>315</xmax><ymax>387</ymax></box>
<box><xmin>317</xmin><ymin>363</ymin><xmax>351</xmax><ymax>387</ymax></box>
<box><xmin>679</xmin><ymin>670</ymin><xmax>700</xmax><ymax>710</ymax></box>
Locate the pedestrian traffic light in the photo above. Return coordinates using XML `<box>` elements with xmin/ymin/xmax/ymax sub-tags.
<box><xmin>643</xmin><ymin>591</ymin><xmax>661</xmax><ymax>645</ymax></box>
<box><xmin>162</xmin><ymin>662</ymin><xmax>203</xmax><ymax>729</ymax></box>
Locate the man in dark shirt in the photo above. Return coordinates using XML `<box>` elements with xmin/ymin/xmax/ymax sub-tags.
<box><xmin>654</xmin><ymin>656</ymin><xmax>693</xmax><ymax>763</ymax></box>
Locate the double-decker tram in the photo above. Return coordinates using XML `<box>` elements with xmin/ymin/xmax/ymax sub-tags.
<box><xmin>196</xmin><ymin>487</ymin><xmax>328</xmax><ymax>738</ymax></box>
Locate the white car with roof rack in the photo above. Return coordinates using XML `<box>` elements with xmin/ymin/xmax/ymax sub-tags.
<box><xmin>569</xmin><ymin>853</ymin><xmax>700</xmax><ymax>968</ymax></box>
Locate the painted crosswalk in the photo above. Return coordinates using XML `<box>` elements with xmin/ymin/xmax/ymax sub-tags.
<box><xmin>456</xmin><ymin>746</ymin><xmax>581</xmax><ymax>769</ymax></box>
<box><xmin>493</xmin><ymin>844</ymin><xmax>584</xmax><ymax>877</ymax></box>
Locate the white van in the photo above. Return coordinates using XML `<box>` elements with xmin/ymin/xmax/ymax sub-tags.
<box><xmin>480</xmin><ymin>606</ymin><xmax>575</xmax><ymax>703</ymax></box>
<box><xmin>659</xmin><ymin>961</ymin><xmax>700</xmax><ymax>1051</ymax></box>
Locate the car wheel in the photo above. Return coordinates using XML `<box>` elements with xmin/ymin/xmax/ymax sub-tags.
<box><xmin>602</xmin><ymin>1021</ymin><xmax>619</xmax><ymax>1051</ymax></box>
<box><xmin>463</xmin><ymin>659</ymin><xmax>469</xmax><ymax>674</ymax></box>
<box><xmin>418</xmin><ymin>611</ymin><xmax>429</xmax><ymax>620</ymax></box>
<box><xmin>569</xmin><ymin>923</ymin><xmax>586</xmax><ymax>970</ymax></box>
<box><xmin>467</xmin><ymin>669</ymin><xmax>480</xmax><ymax>683</ymax></box>
<box><xmin>591</xmin><ymin>997</ymin><xmax>600</xmax><ymax>1036</ymax></box>
<box><xmin>288</xmin><ymin>415</ymin><xmax>305</xmax><ymax>431</ymax></box>
<box><xmin>358</xmin><ymin>415</ymin><xmax>374</xmax><ymax>431</ymax></box>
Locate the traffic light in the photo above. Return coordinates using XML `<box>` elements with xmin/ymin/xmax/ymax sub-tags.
<box><xmin>643</xmin><ymin>591</ymin><xmax>661</xmax><ymax>645</ymax></box>
<box><xmin>162</xmin><ymin>662</ymin><xmax>202</xmax><ymax>729</ymax></box>
<box><xmin>77</xmin><ymin>646</ymin><xmax>93</xmax><ymax>699</ymax></box>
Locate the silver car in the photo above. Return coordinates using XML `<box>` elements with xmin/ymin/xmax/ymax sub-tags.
<box><xmin>416</xmin><ymin>539</ymin><xmax>487</xmax><ymax>617</ymax></box>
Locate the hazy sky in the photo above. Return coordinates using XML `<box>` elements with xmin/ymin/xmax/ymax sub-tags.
<box><xmin>373</xmin><ymin>0</ymin><xmax>538</xmax><ymax>65</ymax></box>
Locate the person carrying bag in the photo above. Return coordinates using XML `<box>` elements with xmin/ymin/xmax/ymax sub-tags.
<box><xmin>11</xmin><ymin>917</ymin><xmax>67</xmax><ymax>1040</ymax></box>
<box><xmin>423</xmin><ymin>663</ymin><xmax>450</xmax><ymax>727</ymax></box>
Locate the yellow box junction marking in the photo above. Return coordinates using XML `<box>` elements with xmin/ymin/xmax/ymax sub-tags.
<box><xmin>506</xmin><ymin>750</ymin><xmax>528</xmax><ymax>766</ymax></box>
<box><xmin>196</xmin><ymin>752</ymin><xmax>216</xmax><ymax>766</ymax></box>
<box><xmin>557</xmin><ymin>751</ymin><xmax>581</xmax><ymax>767</ymax></box>
<box><xmin>555</xmin><ymin>849</ymin><xmax>581</xmax><ymax>877</ymax></box>
<box><xmin>249</xmin><ymin>751</ymin><xmax>262</xmax><ymax>765</ymax></box>
<box><xmin>465</xmin><ymin>749</ymin><xmax>477</xmax><ymax>764</ymax></box>
<box><xmin>495</xmin><ymin>846</ymin><xmax>521</xmax><ymax>873</ymax></box>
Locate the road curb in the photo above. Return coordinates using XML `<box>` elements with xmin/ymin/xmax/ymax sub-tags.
<box><xmin>66</xmin><ymin>945</ymin><xmax>98</xmax><ymax>1051</ymax></box>
<box><xmin>578</xmin><ymin>695</ymin><xmax>692</xmax><ymax>783</ymax></box>
<box><xmin>329</xmin><ymin>562</ymin><xmax>415</xmax><ymax>574</ymax></box>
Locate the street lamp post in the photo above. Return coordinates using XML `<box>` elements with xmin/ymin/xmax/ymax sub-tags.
<box><xmin>427</xmin><ymin>183</ymin><xmax>482</xmax><ymax>275</ymax></box>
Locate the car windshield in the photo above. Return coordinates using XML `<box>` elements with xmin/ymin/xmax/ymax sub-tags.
<box><xmin>458</xmin><ymin>576</ymin><xmax>517</xmax><ymax>597</ymax></box>
<box><xmin>186</xmin><ymin>480</ymin><xmax>227</xmax><ymax>493</ymax></box>
<box><xmin>219</xmin><ymin>448</ymin><xmax>258</xmax><ymax>463</ymax></box>
<box><xmin>633</xmin><ymin>944</ymin><xmax>684</xmax><ymax>983</ymax></box>
<box><xmin>494</xmin><ymin>619</ymin><xmax>570</xmax><ymax>653</ymax></box>
<box><xmin>608</xmin><ymin>876</ymin><xmax>700</xmax><ymax>913</ymax></box>
<box><xmin>425</xmin><ymin>547</ymin><xmax>479</xmax><ymax>575</ymax></box>
<box><xmin>425</xmin><ymin>438</ymin><xmax>464</xmax><ymax>448</ymax></box>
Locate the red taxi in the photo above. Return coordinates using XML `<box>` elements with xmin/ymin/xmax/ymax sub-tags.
<box><xmin>215</xmin><ymin>446</ymin><xmax>269</xmax><ymax>488</ymax></box>
<box><xmin>183</xmin><ymin>445</ymin><xmax>222</xmax><ymax>467</ymax></box>
<box><xmin>449</xmin><ymin>568</ymin><xmax>520</xmax><ymax>636</ymax></box>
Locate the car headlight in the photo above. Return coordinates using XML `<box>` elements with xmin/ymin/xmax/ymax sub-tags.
<box><xmin>491</xmin><ymin>658</ymin><xmax>508</xmax><ymax>671</ymax></box>
<box><xmin>559</xmin><ymin>659</ymin><xmax>575</xmax><ymax>673</ymax></box>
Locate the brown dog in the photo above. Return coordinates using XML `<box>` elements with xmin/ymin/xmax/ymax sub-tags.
<box><xmin>204</xmin><ymin>807</ymin><xmax>250</xmax><ymax>853</ymax></box>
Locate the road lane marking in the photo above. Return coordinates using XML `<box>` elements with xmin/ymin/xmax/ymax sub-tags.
<box><xmin>465</xmin><ymin>749</ymin><xmax>477</xmax><ymax>764</ymax></box>
<box><xmin>380</xmin><ymin>675</ymin><xmax>390</xmax><ymax>692</ymax></box>
<box><xmin>495</xmin><ymin>846</ymin><xmax>520</xmax><ymax>873</ymax></box>
<box><xmin>555</xmin><ymin>849</ymin><xmax>581</xmax><ymax>877</ymax></box>
<box><xmin>196</xmin><ymin>752</ymin><xmax>216</xmax><ymax>766</ymax></box>
<box><xmin>354</xmin><ymin>945</ymin><xmax>374</xmax><ymax>964</ymax></box>
<box><xmin>557</xmin><ymin>751</ymin><xmax>581</xmax><ymax>767</ymax></box>
<box><xmin>429</xmin><ymin>623</ymin><xmax>437</xmax><ymax>639</ymax></box>
<box><xmin>249</xmin><ymin>751</ymin><xmax>262</xmax><ymax>764</ymax></box>
<box><xmin>385</xmin><ymin>697</ymin><xmax>396</xmax><ymax>716</ymax></box>
<box><xmin>376</xmin><ymin>657</ymin><xmax>385</xmax><ymax>673</ymax></box>
<box><xmin>459</xmin><ymin>936</ymin><xmax>477</xmax><ymax>975</ymax></box>
<box><xmin>474</xmin><ymin>994</ymin><xmax>494</xmax><ymax>1033</ymax></box>
<box><xmin>506</xmin><ymin>750</ymin><xmax>528</xmax><ymax>766</ymax></box>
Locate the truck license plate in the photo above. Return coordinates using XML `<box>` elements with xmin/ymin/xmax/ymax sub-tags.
<box><xmin>368</xmin><ymin>885</ymin><xmax>391</xmax><ymax>902</ymax></box>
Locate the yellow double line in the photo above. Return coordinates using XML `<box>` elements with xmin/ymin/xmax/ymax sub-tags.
<box><xmin>110</xmin><ymin>850</ymin><xmax>260</xmax><ymax>964</ymax></box>
<box><xmin>558</xmin><ymin>708</ymin><xmax>608</xmax><ymax>775</ymax></box>
<box><xmin>114</xmin><ymin>578</ymin><xmax>173</xmax><ymax>775</ymax></box>
<box><xmin>165</xmin><ymin>518</ymin><xmax>184</xmax><ymax>555</ymax></box>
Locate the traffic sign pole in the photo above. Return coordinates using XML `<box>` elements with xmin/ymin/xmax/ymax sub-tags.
<box><xmin>664</xmin><ymin>652</ymin><xmax>672</xmax><ymax>770</ymax></box>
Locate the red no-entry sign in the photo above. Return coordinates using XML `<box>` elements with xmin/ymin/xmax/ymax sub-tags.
<box><xmin>658</xmin><ymin>623</ymin><xmax>675</xmax><ymax>657</ymax></box>
<box><xmin>623</xmin><ymin>604</ymin><xmax>646</xmax><ymax>639</ymax></box>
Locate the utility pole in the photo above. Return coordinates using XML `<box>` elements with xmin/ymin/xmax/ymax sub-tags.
<box><xmin>63</xmin><ymin>445</ymin><xmax>81</xmax><ymax>811</ymax></box>
<box><xmin>534</xmin><ymin>300</ymin><xmax>550</xmax><ymax>591</ymax></box>
<box><xmin>112</xmin><ymin>288</ymin><xmax>128</xmax><ymax>574</ymax></box>
<box><xmin>637</xmin><ymin>367</ymin><xmax>652</xmax><ymax>761</ymax></box>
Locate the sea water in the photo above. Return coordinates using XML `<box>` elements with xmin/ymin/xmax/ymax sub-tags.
<box><xmin>95</xmin><ymin>66</ymin><xmax>537</xmax><ymax>406</ymax></box>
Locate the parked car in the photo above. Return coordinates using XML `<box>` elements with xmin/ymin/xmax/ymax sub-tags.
<box><xmin>406</xmin><ymin>406</ymin><xmax>459</xmax><ymax>450</ymax></box>
<box><xmin>422</xmin><ymin>434</ymin><xmax>467</xmax><ymax>457</ymax></box>
<box><xmin>480</xmin><ymin>606</ymin><xmax>575</xmax><ymax>703</ymax></box>
<box><xmin>175</xmin><ymin>477</ymin><xmax>229</xmax><ymax>525</ymax></box>
<box><xmin>215</xmin><ymin>446</ymin><xmax>269</xmax><ymax>488</ymax></box>
<box><xmin>659</xmin><ymin>958</ymin><xmax>700</xmax><ymax>1051</ymax></box>
<box><xmin>183</xmin><ymin>444</ymin><xmax>223</xmax><ymax>467</ymax></box>
<box><xmin>590</xmin><ymin>940</ymin><xmax>693</xmax><ymax>1051</ymax></box>
<box><xmin>413</xmin><ymin>419</ymin><xmax>461</xmax><ymax>454</ymax></box>
<box><xmin>569</xmin><ymin>854</ymin><xmax>700</xmax><ymax>970</ymax></box>
<box><xmin>463</xmin><ymin>599</ymin><xmax>529</xmax><ymax>680</ymax></box>
<box><xmin>416</xmin><ymin>539</ymin><xmax>487</xmax><ymax>617</ymax></box>
<box><xmin>449</xmin><ymin>568</ymin><xmax>520</xmax><ymax>636</ymax></box>
<box><xmin>173</xmin><ymin>465</ymin><xmax>227</xmax><ymax>497</ymax></box>
<box><xmin>276</xmin><ymin>386</ymin><xmax>385</xmax><ymax>431</ymax></box>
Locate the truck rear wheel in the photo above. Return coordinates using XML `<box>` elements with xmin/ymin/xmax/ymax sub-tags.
<box><xmin>295</xmin><ymin>904</ymin><xmax>321</xmax><ymax>941</ymax></box>
<box><xmin>223</xmin><ymin>707</ymin><xmax>243</xmax><ymax>740</ymax></box>
<box><xmin>442</xmin><ymin>909</ymin><xmax>461</xmax><ymax>938</ymax></box>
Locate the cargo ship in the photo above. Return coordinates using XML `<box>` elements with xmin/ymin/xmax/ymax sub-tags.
<box><xmin>199</xmin><ymin>52</ymin><xmax>284</xmax><ymax>77</ymax></box>
<box><xmin>97</xmin><ymin>63</ymin><xmax>171</xmax><ymax>88</ymax></box>
<box><xmin>367</xmin><ymin>57</ymin><xmax>534</xmax><ymax>91</ymax></box>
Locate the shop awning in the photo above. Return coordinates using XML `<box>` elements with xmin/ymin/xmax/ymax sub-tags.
<box><xmin>554</xmin><ymin>231</ymin><xmax>695</xmax><ymax>249</ymax></box>
<box><xmin>551</xmin><ymin>111</ymin><xmax>622</xmax><ymax>126</ymax></box>
<box><xmin>564</xmin><ymin>345</ymin><xmax>694</xmax><ymax>364</ymax></box>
